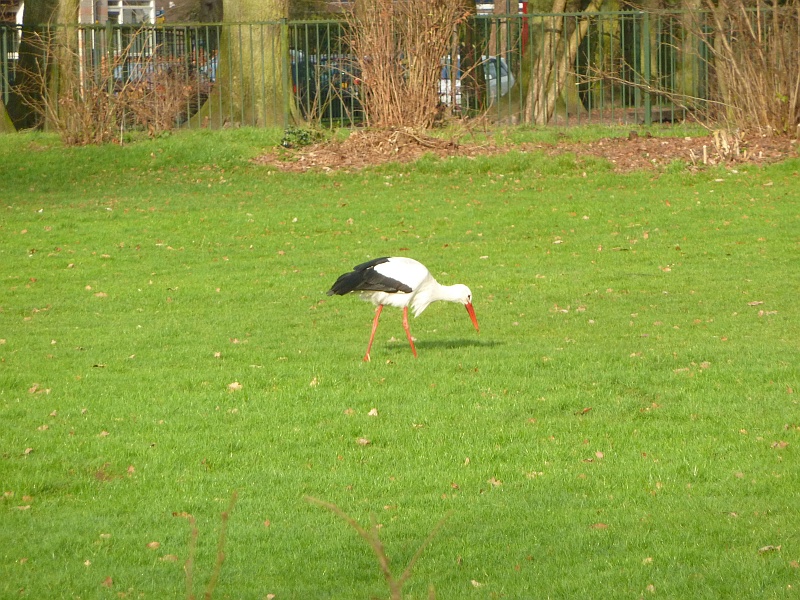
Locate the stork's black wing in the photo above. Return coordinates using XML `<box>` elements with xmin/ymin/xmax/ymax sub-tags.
<box><xmin>327</xmin><ymin>257</ymin><xmax>413</xmax><ymax>296</ymax></box>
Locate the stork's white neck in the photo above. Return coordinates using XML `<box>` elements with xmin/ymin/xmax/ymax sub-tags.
<box><xmin>438</xmin><ymin>283</ymin><xmax>468</xmax><ymax>303</ymax></box>
<box><xmin>410</xmin><ymin>281</ymin><xmax>471</xmax><ymax>317</ymax></box>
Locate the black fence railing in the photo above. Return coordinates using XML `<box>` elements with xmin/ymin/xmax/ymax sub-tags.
<box><xmin>1</xmin><ymin>12</ymin><xmax>714</xmax><ymax>131</ymax></box>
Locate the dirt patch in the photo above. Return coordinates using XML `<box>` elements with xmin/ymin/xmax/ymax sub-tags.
<box><xmin>563</xmin><ymin>131</ymin><xmax>798</xmax><ymax>172</ymax></box>
<box><xmin>252</xmin><ymin>128</ymin><xmax>799</xmax><ymax>173</ymax></box>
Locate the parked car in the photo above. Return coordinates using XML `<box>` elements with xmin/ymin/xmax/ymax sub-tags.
<box><xmin>294</xmin><ymin>57</ymin><xmax>363</xmax><ymax>121</ymax></box>
<box><xmin>439</xmin><ymin>55</ymin><xmax>515</xmax><ymax>106</ymax></box>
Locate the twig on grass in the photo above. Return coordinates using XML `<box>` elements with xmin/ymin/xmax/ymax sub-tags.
<box><xmin>305</xmin><ymin>495</ymin><xmax>450</xmax><ymax>600</ymax></box>
<box><xmin>182</xmin><ymin>491</ymin><xmax>238</xmax><ymax>600</ymax></box>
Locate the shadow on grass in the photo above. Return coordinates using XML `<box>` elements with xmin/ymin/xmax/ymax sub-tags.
<box><xmin>387</xmin><ymin>338</ymin><xmax>503</xmax><ymax>351</ymax></box>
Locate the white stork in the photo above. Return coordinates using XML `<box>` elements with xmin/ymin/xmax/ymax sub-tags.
<box><xmin>327</xmin><ymin>257</ymin><xmax>479</xmax><ymax>361</ymax></box>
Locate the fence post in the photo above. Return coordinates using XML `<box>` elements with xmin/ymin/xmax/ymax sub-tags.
<box><xmin>106</xmin><ymin>21</ymin><xmax>115</xmax><ymax>96</ymax></box>
<box><xmin>2</xmin><ymin>28</ymin><xmax>8</xmax><ymax>105</ymax></box>
<box><xmin>280</xmin><ymin>18</ymin><xmax>289</xmax><ymax>129</ymax></box>
<box><xmin>642</xmin><ymin>10</ymin><xmax>651</xmax><ymax>125</ymax></box>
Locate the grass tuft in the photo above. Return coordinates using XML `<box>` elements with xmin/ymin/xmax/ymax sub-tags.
<box><xmin>306</xmin><ymin>496</ymin><xmax>450</xmax><ymax>600</ymax></box>
<box><xmin>183</xmin><ymin>491</ymin><xmax>238</xmax><ymax>600</ymax></box>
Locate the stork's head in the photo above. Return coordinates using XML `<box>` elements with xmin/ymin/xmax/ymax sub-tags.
<box><xmin>451</xmin><ymin>284</ymin><xmax>479</xmax><ymax>332</ymax></box>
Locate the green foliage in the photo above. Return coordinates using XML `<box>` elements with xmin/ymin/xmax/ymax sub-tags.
<box><xmin>1</xmin><ymin>130</ymin><xmax>798</xmax><ymax>599</ymax></box>
<box><xmin>280</xmin><ymin>126</ymin><xmax>324</xmax><ymax>148</ymax></box>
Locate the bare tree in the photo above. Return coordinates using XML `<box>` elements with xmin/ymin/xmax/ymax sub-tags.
<box><xmin>523</xmin><ymin>0</ymin><xmax>604</xmax><ymax>124</ymax></box>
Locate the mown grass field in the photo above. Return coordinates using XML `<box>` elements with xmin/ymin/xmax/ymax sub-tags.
<box><xmin>1</xmin><ymin>128</ymin><xmax>798</xmax><ymax>599</ymax></box>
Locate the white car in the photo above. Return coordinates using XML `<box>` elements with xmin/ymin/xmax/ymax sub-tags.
<box><xmin>439</xmin><ymin>55</ymin><xmax>515</xmax><ymax>106</ymax></box>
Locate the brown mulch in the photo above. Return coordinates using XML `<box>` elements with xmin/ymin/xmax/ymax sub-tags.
<box><xmin>559</xmin><ymin>131</ymin><xmax>798</xmax><ymax>172</ymax></box>
<box><xmin>252</xmin><ymin>128</ymin><xmax>799</xmax><ymax>173</ymax></box>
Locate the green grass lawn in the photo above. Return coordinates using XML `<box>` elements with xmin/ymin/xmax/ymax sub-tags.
<box><xmin>1</xmin><ymin>128</ymin><xmax>798</xmax><ymax>599</ymax></box>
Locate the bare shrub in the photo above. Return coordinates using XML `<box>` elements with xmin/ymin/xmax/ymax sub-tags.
<box><xmin>702</xmin><ymin>0</ymin><xmax>800</xmax><ymax>133</ymax></box>
<box><xmin>14</xmin><ymin>28</ymin><xmax>124</xmax><ymax>144</ymax></box>
<box><xmin>14</xmin><ymin>27</ymin><xmax>211</xmax><ymax>145</ymax></box>
<box><xmin>345</xmin><ymin>0</ymin><xmax>471</xmax><ymax>129</ymax></box>
<box><xmin>121</xmin><ymin>59</ymin><xmax>212</xmax><ymax>135</ymax></box>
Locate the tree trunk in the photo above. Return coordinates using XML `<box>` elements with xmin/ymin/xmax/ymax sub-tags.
<box><xmin>488</xmin><ymin>0</ymin><xmax>510</xmax><ymax>58</ymax></box>
<box><xmin>523</xmin><ymin>0</ymin><xmax>603</xmax><ymax>124</ymax></box>
<box><xmin>524</xmin><ymin>0</ymin><xmax>566</xmax><ymax>123</ymax></box>
<box><xmin>540</xmin><ymin>0</ymin><xmax>601</xmax><ymax>123</ymax></box>
<box><xmin>49</xmin><ymin>0</ymin><xmax>79</xmax><ymax>132</ymax></box>
<box><xmin>6</xmin><ymin>0</ymin><xmax>61</xmax><ymax>129</ymax></box>
<box><xmin>197</xmin><ymin>0</ymin><xmax>297</xmax><ymax>127</ymax></box>
<box><xmin>0</xmin><ymin>100</ymin><xmax>15</xmax><ymax>132</ymax></box>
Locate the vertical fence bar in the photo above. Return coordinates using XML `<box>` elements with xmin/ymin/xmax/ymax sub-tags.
<box><xmin>248</xmin><ymin>23</ymin><xmax>255</xmax><ymax>126</ymax></box>
<box><xmin>619</xmin><ymin>10</ymin><xmax>625</xmax><ymax>124</ymax></box>
<box><xmin>299</xmin><ymin>23</ymin><xmax>309</xmax><ymax>119</ymax></box>
<box><xmin>642</xmin><ymin>10</ymin><xmax>651</xmax><ymax>125</ymax></box>
<box><xmin>562</xmin><ymin>14</ymin><xmax>568</xmax><ymax>126</ymax></box>
<box><xmin>235</xmin><ymin>24</ymin><xmax>243</xmax><ymax>125</ymax></box>
<box><xmin>213</xmin><ymin>24</ymin><xmax>223</xmax><ymax>129</ymax></box>
<box><xmin>2</xmin><ymin>27</ymin><xmax>8</xmax><ymax>105</ymax></box>
<box><xmin>281</xmin><ymin>18</ymin><xmax>289</xmax><ymax>128</ymax></box>
<box><xmin>583</xmin><ymin>14</ymin><xmax>591</xmax><ymax>123</ymax></box>
<box><xmin>698</xmin><ymin>11</ymin><xmax>708</xmax><ymax>119</ymax></box>
<box><xmin>260</xmin><ymin>23</ymin><xmax>267</xmax><ymax>127</ymax></box>
<box><xmin>601</xmin><ymin>12</ymin><xmax>608</xmax><ymax>122</ymax></box>
<box><xmin>632</xmin><ymin>12</ymin><xmax>640</xmax><ymax>122</ymax></box>
<box><xmin>669</xmin><ymin>14</ymin><xmax>676</xmax><ymax>123</ymax></box>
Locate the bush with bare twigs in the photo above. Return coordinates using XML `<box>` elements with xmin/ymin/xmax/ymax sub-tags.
<box><xmin>14</xmin><ymin>29</ymin><xmax>122</xmax><ymax>144</ymax></box>
<box><xmin>702</xmin><ymin>0</ymin><xmax>800</xmax><ymax>134</ymax></box>
<box><xmin>344</xmin><ymin>0</ymin><xmax>471</xmax><ymax>129</ymax></box>
<box><xmin>575</xmin><ymin>0</ymin><xmax>798</xmax><ymax>137</ymax></box>
<box><xmin>15</xmin><ymin>28</ymin><xmax>211</xmax><ymax>144</ymax></box>
<box><xmin>120</xmin><ymin>59</ymin><xmax>212</xmax><ymax>135</ymax></box>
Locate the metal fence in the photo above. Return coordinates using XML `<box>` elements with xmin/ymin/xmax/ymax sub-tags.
<box><xmin>1</xmin><ymin>11</ymin><xmax>713</xmax><ymax>130</ymax></box>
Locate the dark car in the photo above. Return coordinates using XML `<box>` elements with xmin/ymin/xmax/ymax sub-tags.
<box><xmin>294</xmin><ymin>57</ymin><xmax>363</xmax><ymax>122</ymax></box>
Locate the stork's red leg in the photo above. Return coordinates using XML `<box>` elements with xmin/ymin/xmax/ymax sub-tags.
<box><xmin>364</xmin><ymin>304</ymin><xmax>383</xmax><ymax>362</ymax></box>
<box><xmin>402</xmin><ymin>306</ymin><xmax>418</xmax><ymax>358</ymax></box>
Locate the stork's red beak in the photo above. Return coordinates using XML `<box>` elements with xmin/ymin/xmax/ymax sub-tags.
<box><xmin>465</xmin><ymin>302</ymin><xmax>479</xmax><ymax>332</ymax></box>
